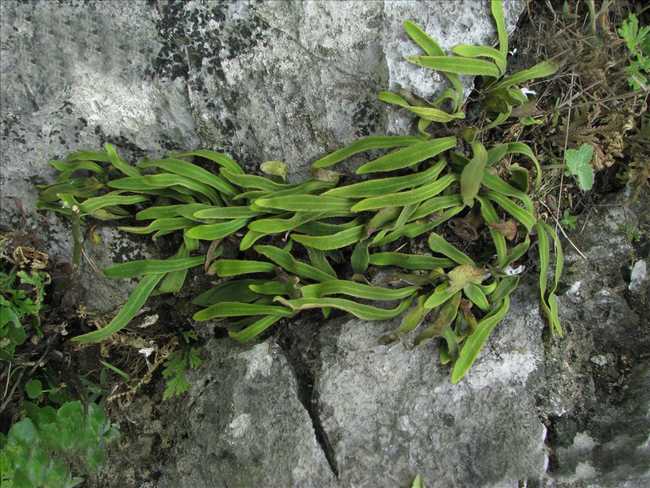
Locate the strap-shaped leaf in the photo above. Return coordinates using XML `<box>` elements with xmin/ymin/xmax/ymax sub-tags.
<box><xmin>485</xmin><ymin>191</ymin><xmax>536</xmax><ymax>232</ymax></box>
<box><xmin>369</xmin><ymin>252</ymin><xmax>453</xmax><ymax>270</ymax></box>
<box><xmin>356</xmin><ymin>137</ymin><xmax>456</xmax><ymax>174</ymax></box>
<box><xmin>301</xmin><ymin>280</ymin><xmax>417</xmax><ymax>301</ymax></box>
<box><xmin>275</xmin><ymin>296</ymin><xmax>412</xmax><ymax>321</ymax></box>
<box><xmin>103</xmin><ymin>256</ymin><xmax>205</xmax><ymax>279</ymax></box>
<box><xmin>193</xmin><ymin>302</ymin><xmax>293</xmax><ymax>321</ymax></box>
<box><xmin>108</xmin><ymin>174</ymin><xmax>220</xmax><ymax>204</ymax></box>
<box><xmin>428</xmin><ymin>233</ymin><xmax>476</xmax><ymax>266</ymax></box>
<box><xmin>378</xmin><ymin>92</ymin><xmax>464</xmax><ymax>122</ymax></box>
<box><xmin>380</xmin><ymin>295</ymin><xmax>427</xmax><ymax>343</ymax></box>
<box><xmin>407</xmin><ymin>55</ymin><xmax>501</xmax><ymax>77</ymax></box>
<box><xmin>312</xmin><ymin>135</ymin><xmax>423</xmax><ymax>169</ymax></box>
<box><xmin>220</xmin><ymin>168</ymin><xmax>289</xmax><ymax>191</ymax></box>
<box><xmin>490</xmin><ymin>0</ymin><xmax>508</xmax><ymax>59</ymax></box>
<box><xmin>451</xmin><ymin>295</ymin><xmax>510</xmax><ymax>383</ymax></box>
<box><xmin>410</xmin><ymin>195</ymin><xmax>463</xmax><ymax>220</ymax></box>
<box><xmin>460</xmin><ymin>141</ymin><xmax>487</xmax><ymax>206</ymax></box>
<box><xmin>476</xmin><ymin>195</ymin><xmax>507</xmax><ymax>268</ymax></box>
<box><xmin>139</xmin><ymin>158</ymin><xmax>237</xmax><ymax>196</ymax></box>
<box><xmin>488</xmin><ymin>60</ymin><xmax>558</xmax><ymax>92</ymax></box>
<box><xmin>105</xmin><ymin>143</ymin><xmax>140</xmax><ymax>177</ymax></box>
<box><xmin>72</xmin><ymin>273</ymin><xmax>164</xmax><ymax>343</ymax></box>
<box><xmin>79</xmin><ymin>193</ymin><xmax>148</xmax><ymax>215</ymax></box>
<box><xmin>212</xmin><ymin>259</ymin><xmax>275</xmax><ymax>277</ymax></box>
<box><xmin>185</xmin><ymin>219</ymin><xmax>248</xmax><ymax>240</ymax></box>
<box><xmin>291</xmin><ymin>225</ymin><xmax>365</xmax><ymax>251</ymax></box>
<box><xmin>192</xmin><ymin>279</ymin><xmax>264</xmax><ymax>306</ymax></box>
<box><xmin>174</xmin><ymin>149</ymin><xmax>244</xmax><ymax>174</ymax></box>
<box><xmin>119</xmin><ymin>217</ymin><xmax>194</xmax><ymax>235</ymax></box>
<box><xmin>255</xmin><ymin>195</ymin><xmax>353</xmax><ymax>213</ymax></box>
<box><xmin>351</xmin><ymin>240</ymin><xmax>369</xmax><ymax>274</ymax></box>
<box><xmin>136</xmin><ymin>204</ymin><xmax>211</xmax><ymax>221</ymax></box>
<box><xmin>482</xmin><ymin>172</ymin><xmax>534</xmax><ymax>213</ymax></box>
<box><xmin>416</xmin><ymin>291</ymin><xmax>461</xmax><ymax>344</ymax></box>
<box><xmin>254</xmin><ymin>245</ymin><xmax>334</xmax><ymax>282</ymax></box>
<box><xmin>452</xmin><ymin>45</ymin><xmax>506</xmax><ymax>74</ymax></box>
<box><xmin>324</xmin><ymin>161</ymin><xmax>446</xmax><ymax>198</ymax></box>
<box><xmin>535</xmin><ymin>222</ymin><xmax>564</xmax><ymax>336</ymax></box>
<box><xmin>352</xmin><ymin>174</ymin><xmax>457</xmax><ymax>212</ymax></box>
<box><xmin>463</xmin><ymin>283</ymin><xmax>490</xmax><ymax>311</ymax></box>
<box><xmin>229</xmin><ymin>315</ymin><xmax>284</xmax><ymax>343</ymax></box>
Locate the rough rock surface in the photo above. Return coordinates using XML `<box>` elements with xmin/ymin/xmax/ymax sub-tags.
<box><xmin>0</xmin><ymin>0</ymin><xmax>523</xmax><ymax>309</ymax></box>
<box><xmin>157</xmin><ymin>340</ymin><xmax>337</xmax><ymax>488</ymax></box>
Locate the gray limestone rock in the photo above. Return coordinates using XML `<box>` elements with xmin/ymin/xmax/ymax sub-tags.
<box><xmin>315</xmin><ymin>284</ymin><xmax>548</xmax><ymax>488</ymax></box>
<box><xmin>157</xmin><ymin>339</ymin><xmax>337</xmax><ymax>488</ymax></box>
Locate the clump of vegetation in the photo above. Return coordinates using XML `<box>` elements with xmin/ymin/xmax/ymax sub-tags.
<box><xmin>0</xmin><ymin>238</ymin><xmax>49</xmax><ymax>361</ymax></box>
<box><xmin>36</xmin><ymin>0</ymin><xmax>563</xmax><ymax>384</ymax></box>
<box><xmin>0</xmin><ymin>401</ymin><xmax>119</xmax><ymax>488</ymax></box>
<box><xmin>619</xmin><ymin>12</ymin><xmax>650</xmax><ymax>91</ymax></box>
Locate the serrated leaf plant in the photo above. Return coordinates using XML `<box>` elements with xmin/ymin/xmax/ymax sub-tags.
<box><xmin>36</xmin><ymin>0</ymin><xmax>563</xmax><ymax>384</ymax></box>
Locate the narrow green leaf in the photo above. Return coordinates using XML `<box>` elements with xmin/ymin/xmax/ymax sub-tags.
<box><xmin>240</xmin><ymin>230</ymin><xmax>266</xmax><ymax>251</ymax></box>
<box><xmin>212</xmin><ymin>259</ymin><xmax>276</xmax><ymax>277</ymax></box>
<box><xmin>407</xmin><ymin>55</ymin><xmax>501</xmax><ymax>77</ymax></box>
<box><xmin>158</xmin><ymin>243</ymin><xmax>190</xmax><ymax>294</ymax></box>
<box><xmin>482</xmin><ymin>172</ymin><xmax>534</xmax><ymax>213</ymax></box>
<box><xmin>351</xmin><ymin>240</ymin><xmax>370</xmax><ymax>274</ymax></box>
<box><xmin>452</xmin><ymin>44</ymin><xmax>506</xmax><ymax>74</ymax></box>
<box><xmin>291</xmin><ymin>225</ymin><xmax>365</xmax><ymax>250</ymax></box>
<box><xmin>108</xmin><ymin>174</ymin><xmax>220</xmax><ymax>204</ymax></box>
<box><xmin>66</xmin><ymin>149</ymin><xmax>112</xmax><ymax>163</ymax></box>
<box><xmin>50</xmin><ymin>159</ymin><xmax>104</xmax><ymax>175</ymax></box>
<box><xmin>174</xmin><ymin>149</ymin><xmax>244</xmax><ymax>174</ymax></box>
<box><xmin>185</xmin><ymin>218</ymin><xmax>248</xmax><ymax>240</ymax></box>
<box><xmin>380</xmin><ymin>295</ymin><xmax>427</xmax><ymax>343</ymax></box>
<box><xmin>105</xmin><ymin>143</ymin><xmax>140</xmax><ymax>177</ymax></box>
<box><xmin>369</xmin><ymin>252</ymin><xmax>453</xmax><ymax>270</ymax></box>
<box><xmin>324</xmin><ymin>161</ymin><xmax>446</xmax><ymax>198</ymax></box>
<box><xmin>139</xmin><ymin>158</ymin><xmax>237</xmax><ymax>196</ymax></box>
<box><xmin>352</xmin><ymin>174</ymin><xmax>457</xmax><ymax>212</ymax></box>
<box><xmin>192</xmin><ymin>279</ymin><xmax>263</xmax><ymax>306</ymax></box>
<box><xmin>476</xmin><ymin>195</ymin><xmax>507</xmax><ymax>268</ymax></box>
<box><xmin>428</xmin><ymin>233</ymin><xmax>476</xmax><ymax>266</ymax></box>
<box><xmin>220</xmin><ymin>168</ymin><xmax>290</xmax><ymax>191</ymax></box>
<box><xmin>415</xmin><ymin>291</ymin><xmax>461</xmax><ymax>344</ymax></box>
<box><xmin>193</xmin><ymin>302</ymin><xmax>293</xmax><ymax>321</ymax></box>
<box><xmin>79</xmin><ymin>193</ymin><xmax>148</xmax><ymax>215</ymax></box>
<box><xmin>301</xmin><ymin>280</ymin><xmax>417</xmax><ymax>301</ymax></box>
<box><xmin>307</xmin><ymin>248</ymin><xmax>338</xmax><ymax>278</ymax></box>
<box><xmin>488</xmin><ymin>60</ymin><xmax>558</xmax><ymax>92</ymax></box>
<box><xmin>463</xmin><ymin>283</ymin><xmax>490</xmax><ymax>311</ymax></box>
<box><xmin>249</xmin><ymin>212</ymin><xmax>322</xmax><ymax>234</ymax></box>
<box><xmin>118</xmin><ymin>217</ymin><xmax>194</xmax><ymax>235</ymax></box>
<box><xmin>136</xmin><ymin>203</ymin><xmax>212</xmax><ymax>221</ymax></box>
<box><xmin>486</xmin><ymin>191</ymin><xmax>536</xmax><ymax>232</ymax></box>
<box><xmin>451</xmin><ymin>296</ymin><xmax>510</xmax><ymax>383</ymax></box>
<box><xmin>276</xmin><ymin>296</ymin><xmax>412</xmax><ymax>321</ymax></box>
<box><xmin>356</xmin><ymin>137</ymin><xmax>456</xmax><ymax>174</ymax></box>
<box><xmin>312</xmin><ymin>135</ymin><xmax>423</xmax><ymax>169</ymax></box>
<box><xmin>410</xmin><ymin>194</ymin><xmax>463</xmax><ymax>220</ymax></box>
<box><xmin>255</xmin><ymin>195</ymin><xmax>353</xmax><ymax>213</ymax></box>
<box><xmin>491</xmin><ymin>0</ymin><xmax>508</xmax><ymax>58</ymax></box>
<box><xmin>254</xmin><ymin>245</ymin><xmax>333</xmax><ymax>282</ymax></box>
<box><xmin>229</xmin><ymin>315</ymin><xmax>283</xmax><ymax>343</ymax></box>
<box><xmin>460</xmin><ymin>141</ymin><xmax>487</xmax><ymax>206</ymax></box>
<box><xmin>72</xmin><ymin>274</ymin><xmax>164</xmax><ymax>343</ymax></box>
<box><xmin>423</xmin><ymin>282</ymin><xmax>457</xmax><ymax>309</ymax></box>
<box><xmin>104</xmin><ymin>256</ymin><xmax>204</xmax><ymax>279</ymax></box>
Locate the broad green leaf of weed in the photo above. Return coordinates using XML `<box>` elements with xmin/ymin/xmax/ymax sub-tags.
<box><xmin>564</xmin><ymin>144</ymin><xmax>594</xmax><ymax>191</ymax></box>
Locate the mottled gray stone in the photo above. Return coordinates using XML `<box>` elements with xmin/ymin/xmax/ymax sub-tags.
<box><xmin>542</xmin><ymin>192</ymin><xmax>650</xmax><ymax>488</ymax></box>
<box><xmin>0</xmin><ymin>0</ymin><xmax>199</xmax><ymax>312</ymax></box>
<box><xmin>153</xmin><ymin>0</ymin><xmax>525</xmax><ymax>181</ymax></box>
<box><xmin>158</xmin><ymin>340</ymin><xmax>337</xmax><ymax>488</ymax></box>
<box><xmin>316</xmin><ymin>285</ymin><xmax>548</xmax><ymax>488</ymax></box>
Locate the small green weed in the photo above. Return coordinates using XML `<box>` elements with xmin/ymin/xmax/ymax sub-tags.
<box><xmin>162</xmin><ymin>332</ymin><xmax>203</xmax><ymax>400</ymax></box>
<box><xmin>37</xmin><ymin>0</ymin><xmax>563</xmax><ymax>384</ymax></box>
<box><xmin>0</xmin><ymin>401</ymin><xmax>119</xmax><ymax>488</ymax></box>
<box><xmin>0</xmin><ymin>254</ymin><xmax>49</xmax><ymax>361</ymax></box>
<box><xmin>560</xmin><ymin>210</ymin><xmax>578</xmax><ymax>231</ymax></box>
<box><xmin>564</xmin><ymin>143</ymin><xmax>595</xmax><ymax>191</ymax></box>
<box><xmin>618</xmin><ymin>13</ymin><xmax>650</xmax><ymax>91</ymax></box>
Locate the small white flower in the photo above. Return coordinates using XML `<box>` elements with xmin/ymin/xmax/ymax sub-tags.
<box><xmin>521</xmin><ymin>87</ymin><xmax>537</xmax><ymax>96</ymax></box>
<box><xmin>138</xmin><ymin>347</ymin><xmax>155</xmax><ymax>358</ymax></box>
<box><xmin>504</xmin><ymin>264</ymin><xmax>525</xmax><ymax>276</ymax></box>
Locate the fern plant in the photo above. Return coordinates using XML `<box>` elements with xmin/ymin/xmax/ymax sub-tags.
<box><xmin>36</xmin><ymin>0</ymin><xmax>562</xmax><ymax>384</ymax></box>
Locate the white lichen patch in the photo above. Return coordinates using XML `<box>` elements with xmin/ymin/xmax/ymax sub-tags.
<box><xmin>629</xmin><ymin>259</ymin><xmax>647</xmax><ymax>292</ymax></box>
<box><xmin>228</xmin><ymin>413</ymin><xmax>251</xmax><ymax>439</ymax></box>
<box><xmin>242</xmin><ymin>342</ymin><xmax>273</xmax><ymax>380</ymax></box>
